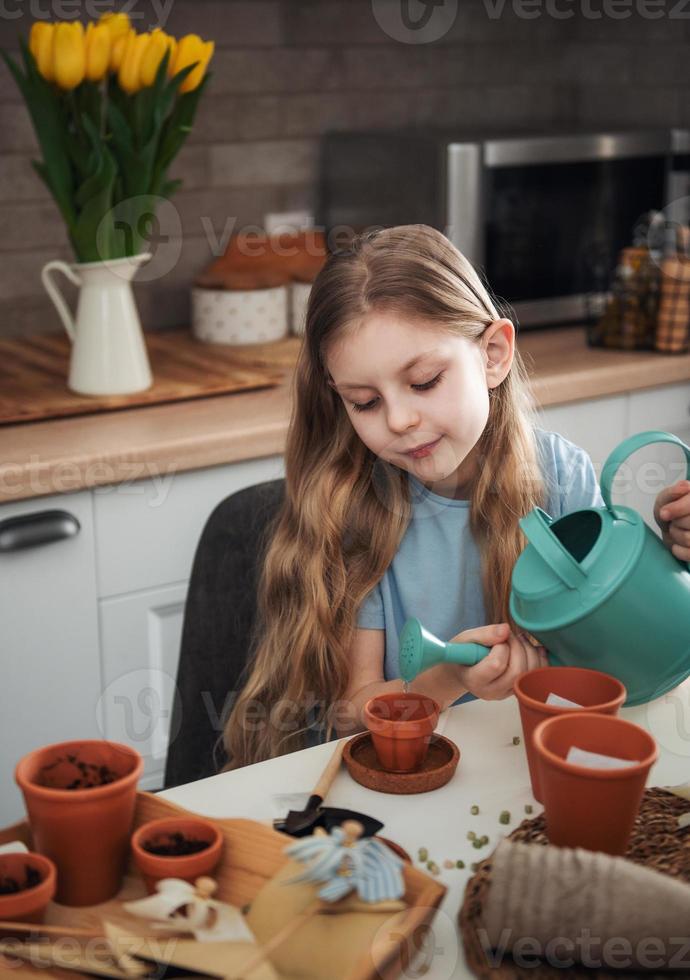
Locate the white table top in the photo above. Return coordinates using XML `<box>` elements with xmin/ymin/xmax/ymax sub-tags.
<box><xmin>161</xmin><ymin>683</ymin><xmax>690</xmax><ymax>980</ymax></box>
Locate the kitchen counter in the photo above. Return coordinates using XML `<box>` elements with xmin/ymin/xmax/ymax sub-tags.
<box><xmin>2</xmin><ymin>325</ymin><xmax>689</xmax><ymax>503</ymax></box>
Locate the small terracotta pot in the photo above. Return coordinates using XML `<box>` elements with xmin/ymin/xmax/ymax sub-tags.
<box><xmin>15</xmin><ymin>740</ymin><xmax>143</xmax><ymax>907</ymax></box>
<box><xmin>514</xmin><ymin>667</ymin><xmax>626</xmax><ymax>803</ymax></box>
<box><xmin>131</xmin><ymin>817</ymin><xmax>223</xmax><ymax>894</ymax></box>
<box><xmin>533</xmin><ymin>712</ymin><xmax>658</xmax><ymax>855</ymax></box>
<box><xmin>363</xmin><ymin>693</ymin><xmax>440</xmax><ymax>773</ymax></box>
<box><xmin>0</xmin><ymin>852</ymin><xmax>56</xmax><ymax>923</ymax></box>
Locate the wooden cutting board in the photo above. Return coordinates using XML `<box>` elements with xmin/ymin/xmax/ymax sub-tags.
<box><xmin>0</xmin><ymin>330</ymin><xmax>303</xmax><ymax>426</ymax></box>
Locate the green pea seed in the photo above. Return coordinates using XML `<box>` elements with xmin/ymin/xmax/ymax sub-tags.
<box><xmin>467</xmin><ymin>831</ymin><xmax>476</xmax><ymax>841</ymax></box>
<box><xmin>513</xmin><ymin>736</ymin><xmax>521</xmax><ymax>745</ymax></box>
<box><xmin>470</xmin><ymin>804</ymin><xmax>479</xmax><ymax>815</ymax></box>
<box><xmin>480</xmin><ymin>835</ymin><xmax>489</xmax><ymax>845</ymax></box>
<box><xmin>472</xmin><ymin>839</ymin><xmax>483</xmax><ymax>849</ymax></box>
<box><xmin>525</xmin><ymin>804</ymin><xmax>534</xmax><ymax>814</ymax></box>
<box><xmin>456</xmin><ymin>859</ymin><xmax>465</xmax><ymax>869</ymax></box>
<box><xmin>499</xmin><ymin>811</ymin><xmax>511</xmax><ymax>825</ymax></box>
<box><xmin>418</xmin><ymin>847</ymin><xmax>428</xmax><ymax>862</ymax></box>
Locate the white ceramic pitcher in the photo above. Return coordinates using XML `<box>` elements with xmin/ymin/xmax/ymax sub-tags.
<box><xmin>41</xmin><ymin>253</ymin><xmax>153</xmax><ymax>396</ymax></box>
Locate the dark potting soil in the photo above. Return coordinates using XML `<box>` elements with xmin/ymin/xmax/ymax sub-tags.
<box><xmin>0</xmin><ymin>865</ymin><xmax>42</xmax><ymax>895</ymax></box>
<box><xmin>143</xmin><ymin>833</ymin><xmax>210</xmax><ymax>857</ymax></box>
<box><xmin>39</xmin><ymin>754</ymin><xmax>120</xmax><ymax>789</ymax></box>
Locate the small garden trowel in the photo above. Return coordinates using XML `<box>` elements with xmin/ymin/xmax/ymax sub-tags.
<box><xmin>273</xmin><ymin>740</ymin><xmax>383</xmax><ymax>838</ymax></box>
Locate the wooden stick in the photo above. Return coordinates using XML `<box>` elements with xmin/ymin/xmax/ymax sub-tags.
<box><xmin>311</xmin><ymin>739</ymin><xmax>346</xmax><ymax>801</ymax></box>
<box><xmin>0</xmin><ymin>920</ymin><xmax>103</xmax><ymax>940</ymax></box>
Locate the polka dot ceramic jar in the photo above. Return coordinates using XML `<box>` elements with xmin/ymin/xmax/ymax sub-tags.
<box><xmin>191</xmin><ymin>285</ymin><xmax>289</xmax><ymax>345</ymax></box>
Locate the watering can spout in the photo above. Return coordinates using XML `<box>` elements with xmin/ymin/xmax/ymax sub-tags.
<box><xmin>399</xmin><ymin>618</ymin><xmax>491</xmax><ymax>683</ymax></box>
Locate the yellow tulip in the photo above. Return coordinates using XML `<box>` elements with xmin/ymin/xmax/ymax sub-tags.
<box><xmin>139</xmin><ymin>28</ymin><xmax>175</xmax><ymax>87</ymax></box>
<box><xmin>98</xmin><ymin>11</ymin><xmax>131</xmax><ymax>40</ymax></box>
<box><xmin>171</xmin><ymin>34</ymin><xmax>214</xmax><ymax>93</ymax></box>
<box><xmin>118</xmin><ymin>31</ymin><xmax>150</xmax><ymax>94</ymax></box>
<box><xmin>29</xmin><ymin>21</ymin><xmax>55</xmax><ymax>83</ymax></box>
<box><xmin>52</xmin><ymin>21</ymin><xmax>86</xmax><ymax>91</ymax></box>
<box><xmin>110</xmin><ymin>27</ymin><xmax>133</xmax><ymax>72</ymax></box>
<box><xmin>84</xmin><ymin>22</ymin><xmax>111</xmax><ymax>82</ymax></box>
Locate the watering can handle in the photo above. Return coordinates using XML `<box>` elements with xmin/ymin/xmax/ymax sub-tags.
<box><xmin>600</xmin><ymin>429</ymin><xmax>690</xmax><ymax>572</ymax></box>
<box><xmin>444</xmin><ymin>641</ymin><xmax>492</xmax><ymax>666</ymax></box>
<box><xmin>519</xmin><ymin>507</ymin><xmax>588</xmax><ymax>589</ymax></box>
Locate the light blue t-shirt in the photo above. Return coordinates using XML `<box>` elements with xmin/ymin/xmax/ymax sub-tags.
<box><xmin>355</xmin><ymin>428</ymin><xmax>605</xmax><ymax>699</ymax></box>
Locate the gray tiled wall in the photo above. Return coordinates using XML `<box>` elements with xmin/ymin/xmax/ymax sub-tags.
<box><xmin>0</xmin><ymin>0</ymin><xmax>687</xmax><ymax>338</ymax></box>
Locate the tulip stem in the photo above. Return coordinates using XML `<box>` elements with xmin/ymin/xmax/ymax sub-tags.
<box><xmin>100</xmin><ymin>75</ymin><xmax>108</xmax><ymax>140</ymax></box>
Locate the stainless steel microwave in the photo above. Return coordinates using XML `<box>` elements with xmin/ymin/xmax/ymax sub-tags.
<box><xmin>317</xmin><ymin>128</ymin><xmax>690</xmax><ymax>328</ymax></box>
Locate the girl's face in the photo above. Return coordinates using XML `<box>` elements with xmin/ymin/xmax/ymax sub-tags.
<box><xmin>326</xmin><ymin>311</ymin><xmax>512</xmax><ymax>499</ymax></box>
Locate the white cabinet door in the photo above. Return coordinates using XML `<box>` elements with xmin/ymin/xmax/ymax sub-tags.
<box><xmin>99</xmin><ymin>583</ymin><xmax>187</xmax><ymax>791</ymax></box>
<box><xmin>537</xmin><ymin>394</ymin><xmax>628</xmax><ymax>476</ymax></box>
<box><xmin>0</xmin><ymin>492</ymin><xmax>101</xmax><ymax>824</ymax></box>
<box><xmin>624</xmin><ymin>383</ymin><xmax>690</xmax><ymax>530</ymax></box>
<box><xmin>94</xmin><ymin>456</ymin><xmax>285</xmax><ymax>597</ymax></box>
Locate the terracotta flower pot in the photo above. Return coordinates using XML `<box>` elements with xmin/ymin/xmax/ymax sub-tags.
<box><xmin>0</xmin><ymin>852</ymin><xmax>56</xmax><ymax>923</ymax></box>
<box><xmin>131</xmin><ymin>817</ymin><xmax>223</xmax><ymax>894</ymax></box>
<box><xmin>15</xmin><ymin>739</ymin><xmax>143</xmax><ymax>907</ymax></box>
<box><xmin>533</xmin><ymin>712</ymin><xmax>658</xmax><ymax>855</ymax></box>
<box><xmin>363</xmin><ymin>693</ymin><xmax>440</xmax><ymax>773</ymax></box>
<box><xmin>514</xmin><ymin>667</ymin><xmax>626</xmax><ymax>803</ymax></box>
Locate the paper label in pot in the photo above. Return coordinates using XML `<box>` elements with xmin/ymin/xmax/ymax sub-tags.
<box><xmin>546</xmin><ymin>693</ymin><xmax>584</xmax><ymax>708</ymax></box>
<box><xmin>566</xmin><ymin>746</ymin><xmax>639</xmax><ymax>769</ymax></box>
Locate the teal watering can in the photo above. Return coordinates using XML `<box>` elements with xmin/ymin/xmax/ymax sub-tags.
<box><xmin>399</xmin><ymin>430</ymin><xmax>690</xmax><ymax>706</ymax></box>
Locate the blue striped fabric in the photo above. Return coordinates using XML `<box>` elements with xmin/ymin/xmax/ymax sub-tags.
<box><xmin>283</xmin><ymin>826</ymin><xmax>405</xmax><ymax>903</ymax></box>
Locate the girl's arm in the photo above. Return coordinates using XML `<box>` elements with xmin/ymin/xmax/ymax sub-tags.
<box><xmin>334</xmin><ymin>624</ymin><xmax>548</xmax><ymax>737</ymax></box>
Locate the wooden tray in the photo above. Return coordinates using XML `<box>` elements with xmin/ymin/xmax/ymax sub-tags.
<box><xmin>0</xmin><ymin>331</ymin><xmax>303</xmax><ymax>425</ymax></box>
<box><xmin>0</xmin><ymin>790</ymin><xmax>446</xmax><ymax>980</ymax></box>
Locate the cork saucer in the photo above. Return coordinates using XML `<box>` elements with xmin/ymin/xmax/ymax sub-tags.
<box><xmin>343</xmin><ymin>733</ymin><xmax>460</xmax><ymax>795</ymax></box>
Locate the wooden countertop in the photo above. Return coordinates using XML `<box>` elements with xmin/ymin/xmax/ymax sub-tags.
<box><xmin>2</xmin><ymin>325</ymin><xmax>689</xmax><ymax>503</ymax></box>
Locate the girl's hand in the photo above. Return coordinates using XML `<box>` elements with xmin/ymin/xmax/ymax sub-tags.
<box><xmin>448</xmin><ymin>623</ymin><xmax>548</xmax><ymax>701</ymax></box>
<box><xmin>655</xmin><ymin>480</ymin><xmax>690</xmax><ymax>562</ymax></box>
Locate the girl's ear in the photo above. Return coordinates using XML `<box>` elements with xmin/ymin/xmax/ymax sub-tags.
<box><xmin>482</xmin><ymin>319</ymin><xmax>515</xmax><ymax>389</ymax></box>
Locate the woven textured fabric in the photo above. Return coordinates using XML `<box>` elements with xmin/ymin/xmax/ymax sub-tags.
<box><xmin>459</xmin><ymin>787</ymin><xmax>690</xmax><ymax>979</ymax></box>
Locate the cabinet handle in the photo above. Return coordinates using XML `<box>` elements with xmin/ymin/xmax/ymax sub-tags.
<box><xmin>0</xmin><ymin>510</ymin><xmax>81</xmax><ymax>552</ymax></box>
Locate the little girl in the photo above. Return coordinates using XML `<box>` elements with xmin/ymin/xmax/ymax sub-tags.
<box><xmin>222</xmin><ymin>224</ymin><xmax>677</xmax><ymax>770</ymax></box>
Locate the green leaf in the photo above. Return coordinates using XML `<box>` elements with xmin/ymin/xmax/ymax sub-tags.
<box><xmin>2</xmin><ymin>49</ymin><xmax>30</xmax><ymax>103</ymax></box>
<box><xmin>32</xmin><ymin>160</ymin><xmax>76</xmax><ymax>237</ymax></box>
<box><xmin>151</xmin><ymin>72</ymin><xmax>211</xmax><ymax>195</ymax></box>
<box><xmin>10</xmin><ymin>40</ymin><xmax>77</xmax><ymax>230</ymax></box>
<box><xmin>70</xmin><ymin>114</ymin><xmax>118</xmax><ymax>261</ymax></box>
<box><xmin>134</xmin><ymin>47</ymin><xmax>173</xmax><ymax>148</ymax></box>
<box><xmin>160</xmin><ymin>177</ymin><xmax>183</xmax><ymax>198</ymax></box>
<box><xmin>107</xmin><ymin>100</ymin><xmax>134</xmax><ymax>155</ymax></box>
<box><xmin>106</xmin><ymin>102</ymin><xmax>159</xmax><ymax>200</ymax></box>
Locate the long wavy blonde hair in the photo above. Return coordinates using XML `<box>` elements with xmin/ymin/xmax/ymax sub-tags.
<box><xmin>223</xmin><ymin>224</ymin><xmax>545</xmax><ymax>768</ymax></box>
